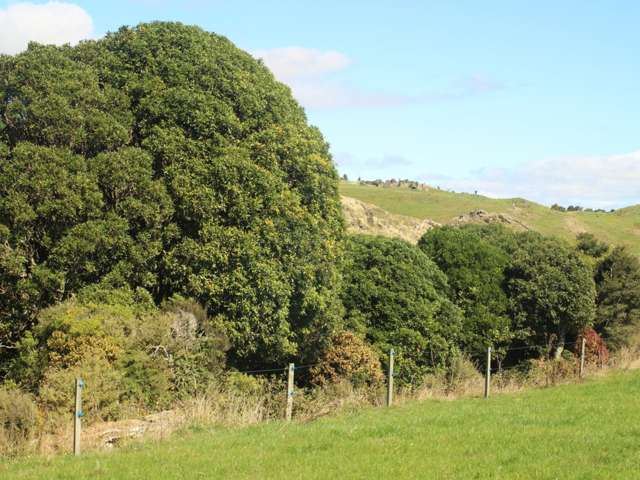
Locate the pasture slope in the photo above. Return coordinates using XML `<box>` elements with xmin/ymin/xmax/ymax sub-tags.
<box><xmin>340</xmin><ymin>182</ymin><xmax>640</xmax><ymax>254</ymax></box>
<box><xmin>2</xmin><ymin>371</ymin><xmax>639</xmax><ymax>479</ymax></box>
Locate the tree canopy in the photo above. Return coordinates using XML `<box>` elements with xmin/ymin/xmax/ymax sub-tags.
<box><xmin>594</xmin><ymin>246</ymin><xmax>640</xmax><ymax>349</ymax></box>
<box><xmin>418</xmin><ymin>226</ymin><xmax>513</xmax><ymax>359</ymax></box>
<box><xmin>341</xmin><ymin>235</ymin><xmax>463</xmax><ymax>384</ymax></box>
<box><xmin>506</xmin><ymin>232</ymin><xmax>596</xmax><ymax>357</ymax></box>
<box><xmin>0</xmin><ymin>22</ymin><xmax>344</xmax><ymax>370</ymax></box>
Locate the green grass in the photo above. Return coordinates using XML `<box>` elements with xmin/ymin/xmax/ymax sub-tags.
<box><xmin>4</xmin><ymin>371</ymin><xmax>640</xmax><ymax>479</ymax></box>
<box><xmin>340</xmin><ymin>182</ymin><xmax>640</xmax><ymax>254</ymax></box>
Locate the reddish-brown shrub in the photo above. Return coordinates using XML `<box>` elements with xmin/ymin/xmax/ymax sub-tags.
<box><xmin>577</xmin><ymin>328</ymin><xmax>609</xmax><ymax>367</ymax></box>
<box><xmin>310</xmin><ymin>331</ymin><xmax>384</xmax><ymax>387</ymax></box>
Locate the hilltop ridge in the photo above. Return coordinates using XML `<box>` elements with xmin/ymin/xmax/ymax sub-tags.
<box><xmin>339</xmin><ymin>181</ymin><xmax>640</xmax><ymax>254</ymax></box>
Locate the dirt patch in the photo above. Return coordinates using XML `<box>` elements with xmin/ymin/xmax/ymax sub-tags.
<box><xmin>341</xmin><ymin>196</ymin><xmax>439</xmax><ymax>243</ymax></box>
<box><xmin>74</xmin><ymin>410</ymin><xmax>185</xmax><ymax>451</ymax></box>
<box><xmin>563</xmin><ymin>215</ymin><xmax>588</xmax><ymax>235</ymax></box>
<box><xmin>628</xmin><ymin>358</ymin><xmax>640</xmax><ymax>370</ymax></box>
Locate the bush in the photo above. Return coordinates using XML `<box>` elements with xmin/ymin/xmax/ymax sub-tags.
<box><xmin>576</xmin><ymin>233</ymin><xmax>609</xmax><ymax>258</ymax></box>
<box><xmin>8</xmin><ymin>298</ymin><xmax>142</xmax><ymax>390</ymax></box>
<box><xmin>577</xmin><ymin>328</ymin><xmax>609</xmax><ymax>367</ymax></box>
<box><xmin>9</xmin><ymin>291</ymin><xmax>229</xmax><ymax>421</ymax></box>
<box><xmin>525</xmin><ymin>358</ymin><xmax>577</xmax><ymax>387</ymax></box>
<box><xmin>310</xmin><ymin>331</ymin><xmax>384</xmax><ymax>388</ymax></box>
<box><xmin>420</xmin><ymin>355</ymin><xmax>482</xmax><ymax>396</ymax></box>
<box><xmin>0</xmin><ymin>385</ymin><xmax>39</xmax><ymax>455</ymax></box>
<box><xmin>38</xmin><ymin>355</ymin><xmax>126</xmax><ymax>425</ymax></box>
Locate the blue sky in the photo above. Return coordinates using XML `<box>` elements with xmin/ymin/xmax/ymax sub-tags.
<box><xmin>1</xmin><ymin>1</ymin><xmax>640</xmax><ymax>207</ymax></box>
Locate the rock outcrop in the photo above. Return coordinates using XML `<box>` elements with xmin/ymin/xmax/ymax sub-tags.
<box><xmin>450</xmin><ymin>209</ymin><xmax>529</xmax><ymax>231</ymax></box>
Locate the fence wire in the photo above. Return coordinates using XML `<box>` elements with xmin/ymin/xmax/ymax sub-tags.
<box><xmin>234</xmin><ymin>340</ymin><xmax>585</xmax><ymax>376</ymax></box>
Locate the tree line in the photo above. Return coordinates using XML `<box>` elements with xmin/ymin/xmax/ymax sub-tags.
<box><xmin>0</xmin><ymin>22</ymin><xmax>639</xmax><ymax>423</ymax></box>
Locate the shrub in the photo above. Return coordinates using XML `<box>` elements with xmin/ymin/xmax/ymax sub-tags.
<box><xmin>576</xmin><ymin>233</ymin><xmax>609</xmax><ymax>258</ymax></box>
<box><xmin>10</xmin><ymin>292</ymin><xmax>229</xmax><ymax>421</ymax></box>
<box><xmin>38</xmin><ymin>354</ymin><xmax>127</xmax><ymax>426</ymax></box>
<box><xmin>8</xmin><ymin>299</ymin><xmax>141</xmax><ymax>390</ymax></box>
<box><xmin>577</xmin><ymin>328</ymin><xmax>609</xmax><ymax>367</ymax></box>
<box><xmin>0</xmin><ymin>385</ymin><xmax>39</xmax><ymax>455</ymax></box>
<box><xmin>420</xmin><ymin>355</ymin><xmax>483</xmax><ymax>396</ymax></box>
<box><xmin>525</xmin><ymin>358</ymin><xmax>577</xmax><ymax>387</ymax></box>
<box><xmin>310</xmin><ymin>331</ymin><xmax>384</xmax><ymax>388</ymax></box>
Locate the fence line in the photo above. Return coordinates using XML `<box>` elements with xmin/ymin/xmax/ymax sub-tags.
<box><xmin>495</xmin><ymin>340</ymin><xmax>580</xmax><ymax>353</ymax></box>
<box><xmin>69</xmin><ymin>340</ymin><xmax>599</xmax><ymax>455</ymax></box>
<box><xmin>484</xmin><ymin>340</ymin><xmax>588</xmax><ymax>398</ymax></box>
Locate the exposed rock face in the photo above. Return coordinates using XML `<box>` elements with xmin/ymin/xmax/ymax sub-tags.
<box><xmin>341</xmin><ymin>196</ymin><xmax>439</xmax><ymax>244</ymax></box>
<box><xmin>450</xmin><ymin>209</ymin><xmax>530</xmax><ymax>231</ymax></box>
<box><xmin>341</xmin><ymin>198</ymin><xmax>532</xmax><ymax>244</ymax></box>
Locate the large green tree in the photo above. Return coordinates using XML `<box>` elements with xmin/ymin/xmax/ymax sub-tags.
<box><xmin>341</xmin><ymin>235</ymin><xmax>463</xmax><ymax>385</ymax></box>
<box><xmin>506</xmin><ymin>232</ymin><xmax>596</xmax><ymax>357</ymax></box>
<box><xmin>594</xmin><ymin>246</ymin><xmax>640</xmax><ymax>349</ymax></box>
<box><xmin>0</xmin><ymin>22</ymin><xmax>344</xmax><ymax>370</ymax></box>
<box><xmin>418</xmin><ymin>226</ymin><xmax>513</xmax><ymax>359</ymax></box>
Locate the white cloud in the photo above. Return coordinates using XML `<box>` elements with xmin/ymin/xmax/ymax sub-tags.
<box><xmin>253</xmin><ymin>47</ymin><xmax>351</xmax><ymax>81</ymax></box>
<box><xmin>0</xmin><ymin>2</ymin><xmax>93</xmax><ymax>55</ymax></box>
<box><xmin>334</xmin><ymin>152</ymin><xmax>412</xmax><ymax>176</ymax></box>
<box><xmin>291</xmin><ymin>82</ymin><xmax>412</xmax><ymax>109</ymax></box>
<box><xmin>254</xmin><ymin>46</ymin><xmax>392</xmax><ymax>109</ymax></box>
<box><xmin>433</xmin><ymin>150</ymin><xmax>640</xmax><ymax>208</ymax></box>
<box><xmin>253</xmin><ymin>47</ymin><xmax>502</xmax><ymax>110</ymax></box>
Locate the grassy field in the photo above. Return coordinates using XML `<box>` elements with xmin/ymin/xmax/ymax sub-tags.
<box><xmin>340</xmin><ymin>182</ymin><xmax>640</xmax><ymax>254</ymax></box>
<box><xmin>3</xmin><ymin>371</ymin><xmax>640</xmax><ymax>479</ymax></box>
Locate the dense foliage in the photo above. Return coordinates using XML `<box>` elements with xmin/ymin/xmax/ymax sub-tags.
<box><xmin>594</xmin><ymin>246</ymin><xmax>640</xmax><ymax>349</ymax></box>
<box><xmin>576</xmin><ymin>232</ymin><xmax>609</xmax><ymax>259</ymax></box>
<box><xmin>341</xmin><ymin>235</ymin><xmax>463</xmax><ymax>384</ymax></box>
<box><xmin>418</xmin><ymin>225</ymin><xmax>597</xmax><ymax>361</ymax></box>
<box><xmin>418</xmin><ymin>226</ymin><xmax>512</xmax><ymax>359</ymax></box>
<box><xmin>0</xmin><ymin>22</ymin><xmax>344</xmax><ymax>371</ymax></box>
<box><xmin>8</xmin><ymin>289</ymin><xmax>228</xmax><ymax>421</ymax></box>
<box><xmin>505</xmin><ymin>232</ymin><xmax>596</xmax><ymax>357</ymax></box>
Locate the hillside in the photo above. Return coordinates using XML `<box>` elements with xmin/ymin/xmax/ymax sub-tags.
<box><xmin>340</xmin><ymin>196</ymin><xmax>440</xmax><ymax>243</ymax></box>
<box><xmin>3</xmin><ymin>371</ymin><xmax>639</xmax><ymax>479</ymax></box>
<box><xmin>340</xmin><ymin>182</ymin><xmax>640</xmax><ymax>253</ymax></box>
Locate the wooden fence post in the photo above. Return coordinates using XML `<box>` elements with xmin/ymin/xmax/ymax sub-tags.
<box><xmin>387</xmin><ymin>349</ymin><xmax>395</xmax><ymax>407</ymax></box>
<box><xmin>285</xmin><ymin>363</ymin><xmax>294</xmax><ymax>421</ymax></box>
<box><xmin>579</xmin><ymin>337</ymin><xmax>586</xmax><ymax>379</ymax></box>
<box><xmin>73</xmin><ymin>377</ymin><xmax>84</xmax><ymax>456</ymax></box>
<box><xmin>484</xmin><ymin>347</ymin><xmax>491</xmax><ymax>399</ymax></box>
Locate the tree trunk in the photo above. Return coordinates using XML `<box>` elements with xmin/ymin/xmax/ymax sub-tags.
<box><xmin>553</xmin><ymin>329</ymin><xmax>566</xmax><ymax>359</ymax></box>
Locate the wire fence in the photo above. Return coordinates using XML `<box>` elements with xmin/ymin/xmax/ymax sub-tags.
<box><xmin>70</xmin><ymin>339</ymin><xmax>595</xmax><ymax>455</ymax></box>
<box><xmin>234</xmin><ymin>363</ymin><xmax>322</xmax><ymax>376</ymax></box>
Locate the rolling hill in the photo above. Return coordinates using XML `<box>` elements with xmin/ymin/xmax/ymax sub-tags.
<box><xmin>340</xmin><ymin>182</ymin><xmax>640</xmax><ymax>254</ymax></box>
<box><xmin>3</xmin><ymin>371</ymin><xmax>639</xmax><ymax>479</ymax></box>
